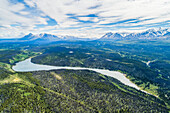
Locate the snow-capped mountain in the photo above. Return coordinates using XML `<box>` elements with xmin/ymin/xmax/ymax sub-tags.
<box><xmin>163</xmin><ymin>32</ymin><xmax>170</xmax><ymax>37</ymax></box>
<box><xmin>19</xmin><ymin>33</ymin><xmax>61</xmax><ymax>42</ymax></box>
<box><xmin>58</xmin><ymin>35</ymin><xmax>91</xmax><ymax>41</ymax></box>
<box><xmin>1</xmin><ymin>28</ymin><xmax>169</xmax><ymax>44</ymax></box>
<box><xmin>100</xmin><ymin>32</ymin><xmax>123</xmax><ymax>40</ymax></box>
<box><xmin>100</xmin><ymin>28</ymin><xmax>170</xmax><ymax>40</ymax></box>
<box><xmin>18</xmin><ymin>33</ymin><xmax>92</xmax><ymax>43</ymax></box>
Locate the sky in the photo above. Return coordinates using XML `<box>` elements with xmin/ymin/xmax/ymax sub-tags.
<box><xmin>0</xmin><ymin>0</ymin><xmax>170</xmax><ymax>38</ymax></box>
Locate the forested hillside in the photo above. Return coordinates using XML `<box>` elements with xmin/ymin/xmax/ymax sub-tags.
<box><xmin>0</xmin><ymin>41</ymin><xmax>169</xmax><ymax>112</ymax></box>
<box><xmin>32</xmin><ymin>41</ymin><xmax>170</xmax><ymax>106</ymax></box>
<box><xmin>0</xmin><ymin>69</ymin><xmax>169</xmax><ymax>112</ymax></box>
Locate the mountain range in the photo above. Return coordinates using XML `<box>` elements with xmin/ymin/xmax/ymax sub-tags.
<box><xmin>19</xmin><ymin>33</ymin><xmax>92</xmax><ymax>42</ymax></box>
<box><xmin>14</xmin><ymin>28</ymin><xmax>170</xmax><ymax>41</ymax></box>
<box><xmin>0</xmin><ymin>28</ymin><xmax>170</xmax><ymax>44</ymax></box>
<box><xmin>100</xmin><ymin>28</ymin><xmax>170</xmax><ymax>40</ymax></box>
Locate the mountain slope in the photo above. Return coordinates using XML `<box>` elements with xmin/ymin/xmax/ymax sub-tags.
<box><xmin>100</xmin><ymin>32</ymin><xmax>123</xmax><ymax>40</ymax></box>
<box><xmin>19</xmin><ymin>33</ymin><xmax>61</xmax><ymax>42</ymax></box>
<box><xmin>100</xmin><ymin>28</ymin><xmax>170</xmax><ymax>40</ymax></box>
<box><xmin>0</xmin><ymin>69</ymin><xmax>169</xmax><ymax>112</ymax></box>
<box><xmin>19</xmin><ymin>33</ymin><xmax>92</xmax><ymax>43</ymax></box>
<box><xmin>0</xmin><ymin>44</ymin><xmax>169</xmax><ymax>112</ymax></box>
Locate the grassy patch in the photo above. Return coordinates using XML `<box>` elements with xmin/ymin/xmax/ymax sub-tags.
<box><xmin>50</xmin><ymin>72</ymin><xmax>62</xmax><ymax>80</ymax></box>
<box><xmin>23</xmin><ymin>92</ymin><xmax>31</xmax><ymax>96</ymax></box>
<box><xmin>0</xmin><ymin>74</ymin><xmax>21</xmax><ymax>84</ymax></box>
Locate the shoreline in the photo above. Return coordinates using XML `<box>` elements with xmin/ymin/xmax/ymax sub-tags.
<box><xmin>12</xmin><ymin>58</ymin><xmax>156</xmax><ymax>97</ymax></box>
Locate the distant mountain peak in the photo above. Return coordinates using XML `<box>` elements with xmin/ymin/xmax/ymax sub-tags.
<box><xmin>105</xmin><ymin>32</ymin><xmax>113</xmax><ymax>35</ymax></box>
<box><xmin>28</xmin><ymin>33</ymin><xmax>33</xmax><ymax>36</ymax></box>
<box><xmin>18</xmin><ymin>33</ymin><xmax>93</xmax><ymax>43</ymax></box>
<box><xmin>100</xmin><ymin>32</ymin><xmax>123</xmax><ymax>40</ymax></box>
<box><xmin>99</xmin><ymin>28</ymin><xmax>170</xmax><ymax>40</ymax></box>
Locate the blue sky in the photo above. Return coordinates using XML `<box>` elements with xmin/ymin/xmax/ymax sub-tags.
<box><xmin>0</xmin><ymin>0</ymin><xmax>170</xmax><ymax>38</ymax></box>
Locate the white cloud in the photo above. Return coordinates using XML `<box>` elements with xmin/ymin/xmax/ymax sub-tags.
<box><xmin>0</xmin><ymin>25</ymin><xmax>34</xmax><ymax>38</ymax></box>
<box><xmin>52</xmin><ymin>28</ymin><xmax>104</xmax><ymax>39</ymax></box>
<box><xmin>0</xmin><ymin>0</ymin><xmax>51</xmax><ymax>38</ymax></box>
<box><xmin>0</xmin><ymin>0</ymin><xmax>170</xmax><ymax>38</ymax></box>
<box><xmin>24</xmin><ymin>0</ymin><xmax>36</xmax><ymax>7</ymax></box>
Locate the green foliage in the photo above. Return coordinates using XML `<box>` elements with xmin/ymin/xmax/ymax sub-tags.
<box><xmin>0</xmin><ymin>83</ymin><xmax>50</xmax><ymax>112</ymax></box>
<box><xmin>0</xmin><ymin>62</ymin><xmax>13</xmax><ymax>80</ymax></box>
<box><xmin>29</xmin><ymin>70</ymin><xmax>168</xmax><ymax>112</ymax></box>
<box><xmin>0</xmin><ymin>40</ymin><xmax>169</xmax><ymax>112</ymax></box>
<box><xmin>0</xmin><ymin>49</ymin><xmax>40</xmax><ymax>65</ymax></box>
<box><xmin>32</xmin><ymin>42</ymin><xmax>170</xmax><ymax>106</ymax></box>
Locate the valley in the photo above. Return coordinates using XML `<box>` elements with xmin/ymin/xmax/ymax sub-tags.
<box><xmin>1</xmin><ymin>0</ymin><xmax>170</xmax><ymax>112</ymax></box>
<box><xmin>0</xmin><ymin>39</ymin><xmax>169</xmax><ymax>112</ymax></box>
<box><xmin>12</xmin><ymin>58</ymin><xmax>148</xmax><ymax>94</ymax></box>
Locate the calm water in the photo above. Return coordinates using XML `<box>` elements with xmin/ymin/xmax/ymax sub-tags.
<box><xmin>13</xmin><ymin>58</ymin><xmax>150</xmax><ymax>94</ymax></box>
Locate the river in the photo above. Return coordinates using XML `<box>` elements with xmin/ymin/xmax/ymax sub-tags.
<box><xmin>12</xmin><ymin>58</ymin><xmax>151</xmax><ymax>95</ymax></box>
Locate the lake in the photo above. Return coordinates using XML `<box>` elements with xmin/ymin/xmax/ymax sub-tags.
<box><xmin>12</xmin><ymin>58</ymin><xmax>150</xmax><ymax>94</ymax></box>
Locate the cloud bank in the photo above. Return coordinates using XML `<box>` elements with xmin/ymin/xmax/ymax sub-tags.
<box><xmin>0</xmin><ymin>0</ymin><xmax>170</xmax><ymax>38</ymax></box>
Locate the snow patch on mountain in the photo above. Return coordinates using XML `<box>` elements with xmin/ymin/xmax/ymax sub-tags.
<box><xmin>100</xmin><ymin>28</ymin><xmax>170</xmax><ymax>40</ymax></box>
